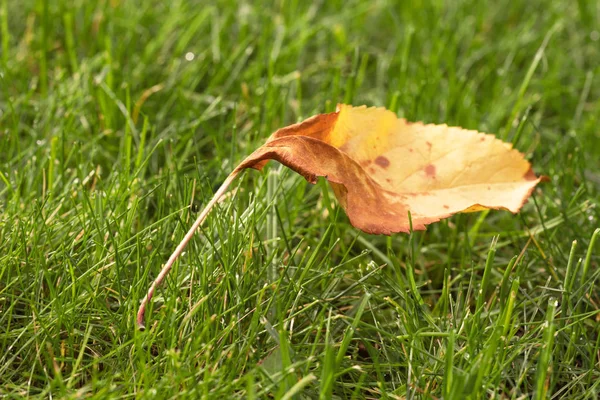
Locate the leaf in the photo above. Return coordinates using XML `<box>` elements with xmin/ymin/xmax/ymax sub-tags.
<box><xmin>235</xmin><ymin>104</ymin><xmax>542</xmax><ymax>234</ymax></box>
<box><xmin>136</xmin><ymin>104</ymin><xmax>543</xmax><ymax>328</ymax></box>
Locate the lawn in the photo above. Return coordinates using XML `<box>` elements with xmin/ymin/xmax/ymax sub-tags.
<box><xmin>1</xmin><ymin>0</ymin><xmax>599</xmax><ymax>398</ymax></box>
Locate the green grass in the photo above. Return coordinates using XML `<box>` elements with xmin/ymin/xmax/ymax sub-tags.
<box><xmin>1</xmin><ymin>0</ymin><xmax>599</xmax><ymax>398</ymax></box>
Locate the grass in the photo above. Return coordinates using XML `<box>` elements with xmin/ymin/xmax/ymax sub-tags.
<box><xmin>1</xmin><ymin>0</ymin><xmax>599</xmax><ymax>398</ymax></box>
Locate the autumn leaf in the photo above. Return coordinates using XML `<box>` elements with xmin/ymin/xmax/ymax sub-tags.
<box><xmin>236</xmin><ymin>104</ymin><xmax>541</xmax><ymax>234</ymax></box>
<box><xmin>137</xmin><ymin>104</ymin><xmax>543</xmax><ymax>328</ymax></box>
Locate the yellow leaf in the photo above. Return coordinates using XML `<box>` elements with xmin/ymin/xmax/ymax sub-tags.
<box><xmin>237</xmin><ymin>104</ymin><xmax>542</xmax><ymax>234</ymax></box>
<box><xmin>137</xmin><ymin>104</ymin><xmax>544</xmax><ymax>328</ymax></box>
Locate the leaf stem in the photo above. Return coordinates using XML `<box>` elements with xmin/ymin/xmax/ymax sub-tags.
<box><xmin>136</xmin><ymin>169</ymin><xmax>241</xmax><ymax>329</ymax></box>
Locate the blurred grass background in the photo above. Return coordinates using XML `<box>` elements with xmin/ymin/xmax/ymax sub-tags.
<box><xmin>1</xmin><ymin>0</ymin><xmax>599</xmax><ymax>398</ymax></box>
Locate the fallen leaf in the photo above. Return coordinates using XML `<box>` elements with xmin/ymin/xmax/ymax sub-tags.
<box><xmin>136</xmin><ymin>104</ymin><xmax>543</xmax><ymax>328</ymax></box>
<box><xmin>236</xmin><ymin>104</ymin><xmax>542</xmax><ymax>234</ymax></box>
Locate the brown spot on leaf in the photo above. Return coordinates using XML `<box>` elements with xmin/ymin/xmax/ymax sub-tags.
<box><xmin>424</xmin><ymin>164</ymin><xmax>436</xmax><ymax>178</ymax></box>
<box><xmin>375</xmin><ymin>156</ymin><xmax>390</xmax><ymax>168</ymax></box>
<box><xmin>409</xmin><ymin>148</ymin><xmax>414</xmax><ymax>152</ymax></box>
<box><xmin>443</xmin><ymin>205</ymin><xmax>449</xmax><ymax>209</ymax></box>
<box><xmin>480</xmin><ymin>137</ymin><xmax>486</xmax><ymax>142</ymax></box>
<box><xmin>426</xmin><ymin>141</ymin><xmax>432</xmax><ymax>150</ymax></box>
